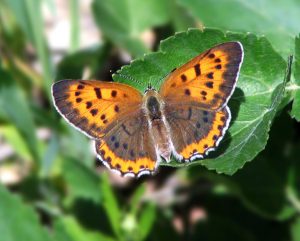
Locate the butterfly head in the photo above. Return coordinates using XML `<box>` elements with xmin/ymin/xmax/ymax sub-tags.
<box><xmin>144</xmin><ymin>82</ymin><xmax>156</xmax><ymax>93</ymax></box>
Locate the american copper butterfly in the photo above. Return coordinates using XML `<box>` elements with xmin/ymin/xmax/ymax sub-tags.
<box><xmin>52</xmin><ymin>42</ymin><xmax>244</xmax><ymax>177</ymax></box>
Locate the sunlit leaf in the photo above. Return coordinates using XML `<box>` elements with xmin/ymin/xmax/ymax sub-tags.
<box><xmin>178</xmin><ymin>0</ymin><xmax>300</xmax><ymax>57</ymax></box>
<box><xmin>291</xmin><ymin>35</ymin><xmax>300</xmax><ymax>121</ymax></box>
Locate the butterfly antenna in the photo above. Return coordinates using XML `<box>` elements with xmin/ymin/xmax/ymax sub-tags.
<box><xmin>112</xmin><ymin>71</ymin><xmax>142</xmax><ymax>85</ymax></box>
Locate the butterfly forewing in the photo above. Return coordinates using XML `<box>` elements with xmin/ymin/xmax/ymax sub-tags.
<box><xmin>160</xmin><ymin>42</ymin><xmax>243</xmax><ymax>110</ymax></box>
<box><xmin>52</xmin><ymin>80</ymin><xmax>142</xmax><ymax>139</ymax></box>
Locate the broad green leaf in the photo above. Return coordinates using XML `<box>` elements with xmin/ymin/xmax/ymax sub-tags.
<box><xmin>115</xmin><ymin>28</ymin><xmax>288</xmax><ymax>174</ymax></box>
<box><xmin>54</xmin><ymin>216</ymin><xmax>116</xmax><ymax>241</ymax></box>
<box><xmin>0</xmin><ymin>65</ymin><xmax>40</xmax><ymax>164</ymax></box>
<box><xmin>92</xmin><ymin>0</ymin><xmax>171</xmax><ymax>56</ymax></box>
<box><xmin>178</xmin><ymin>0</ymin><xmax>300</xmax><ymax>57</ymax></box>
<box><xmin>62</xmin><ymin>158</ymin><xmax>101</xmax><ymax>204</ymax></box>
<box><xmin>138</xmin><ymin>203</ymin><xmax>156</xmax><ymax>241</ymax></box>
<box><xmin>0</xmin><ymin>184</ymin><xmax>53</xmax><ymax>241</ymax></box>
<box><xmin>291</xmin><ymin>35</ymin><xmax>300</xmax><ymax>121</ymax></box>
<box><xmin>100</xmin><ymin>173</ymin><xmax>121</xmax><ymax>238</ymax></box>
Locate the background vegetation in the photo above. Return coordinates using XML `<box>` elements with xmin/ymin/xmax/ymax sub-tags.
<box><xmin>0</xmin><ymin>0</ymin><xmax>300</xmax><ymax>241</ymax></box>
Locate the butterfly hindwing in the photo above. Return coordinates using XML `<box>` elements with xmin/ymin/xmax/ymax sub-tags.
<box><xmin>165</xmin><ymin>104</ymin><xmax>230</xmax><ymax>160</ymax></box>
<box><xmin>52</xmin><ymin>80</ymin><xmax>142</xmax><ymax>139</ymax></box>
<box><xmin>95</xmin><ymin>111</ymin><xmax>158</xmax><ymax>177</ymax></box>
<box><xmin>160</xmin><ymin>42</ymin><xmax>243</xmax><ymax>110</ymax></box>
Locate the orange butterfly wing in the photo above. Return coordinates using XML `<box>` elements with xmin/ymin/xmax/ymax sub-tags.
<box><xmin>161</xmin><ymin>42</ymin><xmax>243</xmax><ymax>160</ymax></box>
<box><xmin>52</xmin><ymin>80</ymin><xmax>157</xmax><ymax>177</ymax></box>
<box><xmin>160</xmin><ymin>42</ymin><xmax>243</xmax><ymax>110</ymax></box>
<box><xmin>52</xmin><ymin>80</ymin><xmax>142</xmax><ymax>138</ymax></box>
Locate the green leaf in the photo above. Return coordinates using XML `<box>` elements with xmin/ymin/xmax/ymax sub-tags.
<box><xmin>291</xmin><ymin>217</ymin><xmax>300</xmax><ymax>241</ymax></box>
<box><xmin>0</xmin><ymin>184</ymin><xmax>53</xmax><ymax>241</ymax></box>
<box><xmin>138</xmin><ymin>203</ymin><xmax>156</xmax><ymax>241</ymax></box>
<box><xmin>171</xmin><ymin>4</ymin><xmax>197</xmax><ymax>32</ymax></box>
<box><xmin>291</xmin><ymin>35</ymin><xmax>300</xmax><ymax>121</ymax></box>
<box><xmin>115</xmin><ymin>28</ymin><xmax>289</xmax><ymax>174</ymax></box>
<box><xmin>229</xmin><ymin>109</ymin><xmax>296</xmax><ymax>220</ymax></box>
<box><xmin>0</xmin><ymin>125</ymin><xmax>32</xmax><ymax>161</ymax></box>
<box><xmin>92</xmin><ymin>0</ymin><xmax>170</xmax><ymax>56</ymax></box>
<box><xmin>54</xmin><ymin>216</ymin><xmax>116</xmax><ymax>241</ymax></box>
<box><xmin>0</xmin><ymin>66</ymin><xmax>40</xmax><ymax>164</ymax></box>
<box><xmin>5</xmin><ymin>0</ymin><xmax>54</xmax><ymax>98</ymax></box>
<box><xmin>56</xmin><ymin>44</ymin><xmax>110</xmax><ymax>80</ymax></box>
<box><xmin>62</xmin><ymin>157</ymin><xmax>101</xmax><ymax>203</ymax></box>
<box><xmin>129</xmin><ymin>184</ymin><xmax>145</xmax><ymax>215</ymax></box>
<box><xmin>100</xmin><ymin>173</ymin><xmax>121</xmax><ymax>238</ymax></box>
<box><xmin>40</xmin><ymin>134</ymin><xmax>59</xmax><ymax>177</ymax></box>
<box><xmin>178</xmin><ymin>0</ymin><xmax>300</xmax><ymax>57</ymax></box>
<box><xmin>190</xmin><ymin>110</ymin><xmax>296</xmax><ymax>220</ymax></box>
<box><xmin>69</xmin><ymin>0</ymin><xmax>80</xmax><ymax>53</ymax></box>
<box><xmin>200</xmin><ymin>60</ymin><xmax>290</xmax><ymax>174</ymax></box>
<box><xmin>59</xmin><ymin>123</ymin><xmax>95</xmax><ymax>168</ymax></box>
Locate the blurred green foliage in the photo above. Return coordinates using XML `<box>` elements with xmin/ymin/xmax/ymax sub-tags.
<box><xmin>0</xmin><ymin>0</ymin><xmax>300</xmax><ymax>241</ymax></box>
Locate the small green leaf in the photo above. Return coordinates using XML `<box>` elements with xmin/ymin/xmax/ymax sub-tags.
<box><xmin>291</xmin><ymin>217</ymin><xmax>300</xmax><ymax>241</ymax></box>
<box><xmin>40</xmin><ymin>134</ymin><xmax>59</xmax><ymax>177</ymax></box>
<box><xmin>0</xmin><ymin>184</ymin><xmax>53</xmax><ymax>241</ymax></box>
<box><xmin>54</xmin><ymin>216</ymin><xmax>116</xmax><ymax>241</ymax></box>
<box><xmin>178</xmin><ymin>0</ymin><xmax>300</xmax><ymax>57</ymax></box>
<box><xmin>62</xmin><ymin>157</ymin><xmax>101</xmax><ymax>203</ymax></box>
<box><xmin>100</xmin><ymin>173</ymin><xmax>121</xmax><ymax>238</ymax></box>
<box><xmin>60</xmin><ymin>124</ymin><xmax>95</xmax><ymax>168</ymax></box>
<box><xmin>92</xmin><ymin>0</ymin><xmax>171</xmax><ymax>56</ymax></box>
<box><xmin>138</xmin><ymin>203</ymin><xmax>156</xmax><ymax>241</ymax></box>
<box><xmin>0</xmin><ymin>66</ymin><xmax>40</xmax><ymax>165</ymax></box>
<box><xmin>56</xmin><ymin>44</ymin><xmax>110</xmax><ymax>80</ymax></box>
<box><xmin>115</xmin><ymin>29</ymin><xmax>289</xmax><ymax>174</ymax></box>
<box><xmin>291</xmin><ymin>35</ymin><xmax>300</xmax><ymax>121</ymax></box>
<box><xmin>129</xmin><ymin>184</ymin><xmax>145</xmax><ymax>215</ymax></box>
<box><xmin>69</xmin><ymin>0</ymin><xmax>80</xmax><ymax>53</ymax></box>
<box><xmin>5</xmin><ymin>0</ymin><xmax>54</xmax><ymax>98</ymax></box>
<box><xmin>0</xmin><ymin>125</ymin><xmax>31</xmax><ymax>161</ymax></box>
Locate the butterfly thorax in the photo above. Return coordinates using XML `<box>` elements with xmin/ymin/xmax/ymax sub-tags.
<box><xmin>143</xmin><ymin>90</ymin><xmax>172</xmax><ymax>161</ymax></box>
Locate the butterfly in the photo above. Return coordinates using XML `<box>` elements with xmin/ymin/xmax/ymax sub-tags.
<box><xmin>52</xmin><ymin>42</ymin><xmax>244</xmax><ymax>177</ymax></box>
